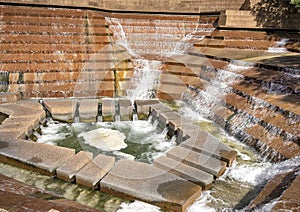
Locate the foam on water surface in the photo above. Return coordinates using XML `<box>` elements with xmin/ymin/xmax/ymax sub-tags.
<box><xmin>78</xmin><ymin>128</ymin><xmax>127</xmax><ymax>152</ymax></box>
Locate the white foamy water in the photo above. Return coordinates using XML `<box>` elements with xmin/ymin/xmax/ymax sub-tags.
<box><xmin>126</xmin><ymin>59</ymin><xmax>162</xmax><ymax>101</ymax></box>
<box><xmin>267</xmin><ymin>38</ymin><xmax>289</xmax><ymax>53</ymax></box>
<box><xmin>78</xmin><ymin>128</ymin><xmax>127</xmax><ymax>152</ymax></box>
<box><xmin>117</xmin><ymin>201</ymin><xmax>161</xmax><ymax>212</ymax></box>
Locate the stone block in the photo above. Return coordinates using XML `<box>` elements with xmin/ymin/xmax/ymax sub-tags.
<box><xmin>166</xmin><ymin>146</ymin><xmax>227</xmax><ymax>177</ymax></box>
<box><xmin>135</xmin><ymin>99</ymin><xmax>159</xmax><ymax>120</ymax></box>
<box><xmin>101</xmin><ymin>98</ymin><xmax>116</xmax><ymax>122</ymax></box>
<box><xmin>101</xmin><ymin>159</ymin><xmax>202</xmax><ymax>212</ymax></box>
<box><xmin>150</xmin><ymin>102</ymin><xmax>173</xmax><ymax>119</ymax></box>
<box><xmin>118</xmin><ymin>98</ymin><xmax>133</xmax><ymax>121</ymax></box>
<box><xmin>43</xmin><ymin>99</ymin><xmax>78</xmax><ymax>122</ymax></box>
<box><xmin>79</xmin><ymin>99</ymin><xmax>98</xmax><ymax>122</ymax></box>
<box><xmin>153</xmin><ymin>156</ymin><xmax>214</xmax><ymax>190</ymax></box>
<box><xmin>176</xmin><ymin>124</ymin><xmax>201</xmax><ymax>144</ymax></box>
<box><xmin>180</xmin><ymin>132</ymin><xmax>238</xmax><ymax>166</ymax></box>
<box><xmin>56</xmin><ymin>151</ymin><xmax>93</xmax><ymax>181</ymax></box>
<box><xmin>0</xmin><ymin>130</ymin><xmax>26</xmax><ymax>140</ymax></box>
<box><xmin>76</xmin><ymin>154</ymin><xmax>115</xmax><ymax>188</ymax></box>
<box><xmin>0</xmin><ymin>139</ymin><xmax>75</xmax><ymax>175</ymax></box>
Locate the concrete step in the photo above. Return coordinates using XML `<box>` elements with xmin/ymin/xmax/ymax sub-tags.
<box><xmin>56</xmin><ymin>151</ymin><xmax>93</xmax><ymax>181</ymax></box>
<box><xmin>78</xmin><ymin>99</ymin><xmax>99</xmax><ymax>122</ymax></box>
<box><xmin>43</xmin><ymin>99</ymin><xmax>78</xmax><ymax>122</ymax></box>
<box><xmin>180</xmin><ymin>131</ymin><xmax>237</xmax><ymax>166</ymax></box>
<box><xmin>153</xmin><ymin>156</ymin><xmax>214</xmax><ymax>190</ymax></box>
<box><xmin>244</xmin><ymin>124</ymin><xmax>300</xmax><ymax>160</ymax></box>
<box><xmin>0</xmin><ymin>139</ymin><xmax>75</xmax><ymax>175</ymax></box>
<box><xmin>100</xmin><ymin>159</ymin><xmax>202</xmax><ymax>212</ymax></box>
<box><xmin>76</xmin><ymin>154</ymin><xmax>115</xmax><ymax>188</ymax></box>
<box><xmin>166</xmin><ymin>146</ymin><xmax>227</xmax><ymax>177</ymax></box>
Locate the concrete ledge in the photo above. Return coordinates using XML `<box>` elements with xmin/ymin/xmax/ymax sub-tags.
<box><xmin>76</xmin><ymin>154</ymin><xmax>115</xmax><ymax>188</ymax></box>
<box><xmin>56</xmin><ymin>151</ymin><xmax>93</xmax><ymax>181</ymax></box>
<box><xmin>43</xmin><ymin>99</ymin><xmax>78</xmax><ymax>122</ymax></box>
<box><xmin>101</xmin><ymin>98</ymin><xmax>116</xmax><ymax>122</ymax></box>
<box><xmin>100</xmin><ymin>159</ymin><xmax>202</xmax><ymax>212</ymax></box>
<box><xmin>167</xmin><ymin>146</ymin><xmax>227</xmax><ymax>177</ymax></box>
<box><xmin>135</xmin><ymin>99</ymin><xmax>159</xmax><ymax>120</ymax></box>
<box><xmin>79</xmin><ymin>99</ymin><xmax>98</xmax><ymax>122</ymax></box>
<box><xmin>119</xmin><ymin>99</ymin><xmax>132</xmax><ymax>121</ymax></box>
<box><xmin>0</xmin><ymin>139</ymin><xmax>75</xmax><ymax>175</ymax></box>
<box><xmin>180</xmin><ymin>131</ymin><xmax>238</xmax><ymax>166</ymax></box>
<box><xmin>153</xmin><ymin>156</ymin><xmax>214</xmax><ymax>190</ymax></box>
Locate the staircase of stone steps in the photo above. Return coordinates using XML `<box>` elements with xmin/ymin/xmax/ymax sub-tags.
<box><xmin>0</xmin><ymin>5</ymin><xmax>131</xmax><ymax>98</ymax></box>
<box><xmin>164</xmin><ymin>51</ymin><xmax>300</xmax><ymax>161</ymax></box>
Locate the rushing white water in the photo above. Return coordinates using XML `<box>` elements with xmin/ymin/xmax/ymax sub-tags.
<box><xmin>126</xmin><ymin>59</ymin><xmax>162</xmax><ymax>101</ymax></box>
<box><xmin>267</xmin><ymin>38</ymin><xmax>289</xmax><ymax>53</ymax></box>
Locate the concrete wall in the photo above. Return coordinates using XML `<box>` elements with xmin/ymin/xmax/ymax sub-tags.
<box><xmin>0</xmin><ymin>0</ymin><xmax>246</xmax><ymax>13</ymax></box>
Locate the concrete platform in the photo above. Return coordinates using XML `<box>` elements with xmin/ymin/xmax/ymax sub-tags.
<box><xmin>153</xmin><ymin>156</ymin><xmax>214</xmax><ymax>190</ymax></box>
<box><xmin>150</xmin><ymin>103</ymin><xmax>173</xmax><ymax>120</ymax></box>
<box><xmin>0</xmin><ymin>131</ymin><xmax>26</xmax><ymax>140</ymax></box>
<box><xmin>135</xmin><ymin>99</ymin><xmax>159</xmax><ymax>120</ymax></box>
<box><xmin>0</xmin><ymin>139</ymin><xmax>75</xmax><ymax>175</ymax></box>
<box><xmin>176</xmin><ymin>124</ymin><xmax>201</xmax><ymax>144</ymax></box>
<box><xmin>118</xmin><ymin>99</ymin><xmax>132</xmax><ymax>121</ymax></box>
<box><xmin>43</xmin><ymin>99</ymin><xmax>78</xmax><ymax>122</ymax></box>
<box><xmin>180</xmin><ymin>132</ymin><xmax>238</xmax><ymax>166</ymax></box>
<box><xmin>100</xmin><ymin>159</ymin><xmax>202</xmax><ymax>212</ymax></box>
<box><xmin>76</xmin><ymin>154</ymin><xmax>115</xmax><ymax>188</ymax></box>
<box><xmin>166</xmin><ymin>146</ymin><xmax>227</xmax><ymax>177</ymax></box>
<box><xmin>101</xmin><ymin>98</ymin><xmax>116</xmax><ymax>122</ymax></box>
<box><xmin>56</xmin><ymin>151</ymin><xmax>93</xmax><ymax>181</ymax></box>
<box><xmin>0</xmin><ymin>102</ymin><xmax>45</xmax><ymax>120</ymax></box>
<box><xmin>79</xmin><ymin>99</ymin><xmax>98</xmax><ymax>122</ymax></box>
<box><xmin>157</xmin><ymin>111</ymin><xmax>182</xmax><ymax>131</ymax></box>
<box><xmin>0</xmin><ymin>92</ymin><xmax>21</xmax><ymax>104</ymax></box>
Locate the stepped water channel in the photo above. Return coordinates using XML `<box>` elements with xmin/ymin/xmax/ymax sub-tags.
<box><xmin>0</xmin><ymin>4</ymin><xmax>299</xmax><ymax>212</ymax></box>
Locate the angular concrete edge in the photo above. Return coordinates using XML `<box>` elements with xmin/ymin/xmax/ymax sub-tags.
<box><xmin>76</xmin><ymin>154</ymin><xmax>115</xmax><ymax>188</ymax></box>
<box><xmin>0</xmin><ymin>139</ymin><xmax>75</xmax><ymax>176</ymax></box>
<box><xmin>56</xmin><ymin>151</ymin><xmax>93</xmax><ymax>181</ymax></box>
<box><xmin>79</xmin><ymin>99</ymin><xmax>99</xmax><ymax>122</ymax></box>
<box><xmin>153</xmin><ymin>156</ymin><xmax>214</xmax><ymax>190</ymax></box>
<box><xmin>100</xmin><ymin>159</ymin><xmax>202</xmax><ymax>212</ymax></box>
<box><xmin>43</xmin><ymin>99</ymin><xmax>78</xmax><ymax>122</ymax></box>
<box><xmin>167</xmin><ymin>146</ymin><xmax>227</xmax><ymax>177</ymax></box>
<box><xmin>180</xmin><ymin>132</ymin><xmax>238</xmax><ymax>166</ymax></box>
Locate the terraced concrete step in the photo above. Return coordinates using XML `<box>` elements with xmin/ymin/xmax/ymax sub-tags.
<box><xmin>100</xmin><ymin>159</ymin><xmax>202</xmax><ymax>212</ymax></box>
<box><xmin>56</xmin><ymin>151</ymin><xmax>93</xmax><ymax>181</ymax></box>
<box><xmin>166</xmin><ymin>146</ymin><xmax>227</xmax><ymax>177</ymax></box>
<box><xmin>0</xmin><ymin>139</ymin><xmax>75</xmax><ymax>175</ymax></box>
<box><xmin>232</xmin><ymin>82</ymin><xmax>300</xmax><ymax>117</ymax></box>
<box><xmin>0</xmin><ymin>102</ymin><xmax>45</xmax><ymax>120</ymax></box>
<box><xmin>0</xmin><ymin>130</ymin><xmax>26</xmax><ymax>140</ymax></box>
<box><xmin>153</xmin><ymin>156</ymin><xmax>214</xmax><ymax>190</ymax></box>
<box><xmin>226</xmin><ymin>93</ymin><xmax>300</xmax><ymax>140</ymax></box>
<box><xmin>244</xmin><ymin>124</ymin><xmax>300</xmax><ymax>160</ymax></box>
<box><xmin>43</xmin><ymin>99</ymin><xmax>78</xmax><ymax>122</ymax></box>
<box><xmin>180</xmin><ymin>132</ymin><xmax>237</xmax><ymax>166</ymax></box>
<box><xmin>76</xmin><ymin>154</ymin><xmax>115</xmax><ymax>188</ymax></box>
<box><xmin>0</xmin><ymin>93</ymin><xmax>21</xmax><ymax>104</ymax></box>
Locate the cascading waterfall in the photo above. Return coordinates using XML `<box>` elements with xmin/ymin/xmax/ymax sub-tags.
<box><xmin>0</xmin><ymin>71</ymin><xmax>9</xmax><ymax>92</ymax></box>
<box><xmin>126</xmin><ymin>59</ymin><xmax>162</xmax><ymax>101</ymax></box>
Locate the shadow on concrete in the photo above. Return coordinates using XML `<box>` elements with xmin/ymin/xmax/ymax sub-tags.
<box><xmin>260</xmin><ymin>55</ymin><xmax>300</xmax><ymax>69</ymax></box>
<box><xmin>251</xmin><ymin>0</ymin><xmax>300</xmax><ymax>29</ymax></box>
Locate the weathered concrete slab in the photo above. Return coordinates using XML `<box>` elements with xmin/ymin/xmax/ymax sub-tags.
<box><xmin>157</xmin><ymin>111</ymin><xmax>181</xmax><ymax>130</ymax></box>
<box><xmin>56</xmin><ymin>151</ymin><xmax>93</xmax><ymax>181</ymax></box>
<box><xmin>150</xmin><ymin>103</ymin><xmax>173</xmax><ymax>120</ymax></box>
<box><xmin>168</xmin><ymin>116</ymin><xmax>193</xmax><ymax>136</ymax></box>
<box><xmin>0</xmin><ymin>122</ymin><xmax>33</xmax><ymax>137</ymax></box>
<box><xmin>180</xmin><ymin>132</ymin><xmax>238</xmax><ymax>166</ymax></box>
<box><xmin>118</xmin><ymin>99</ymin><xmax>133</xmax><ymax>121</ymax></box>
<box><xmin>2</xmin><ymin>117</ymin><xmax>40</xmax><ymax>130</ymax></box>
<box><xmin>101</xmin><ymin>159</ymin><xmax>202</xmax><ymax>212</ymax></box>
<box><xmin>0</xmin><ymin>139</ymin><xmax>75</xmax><ymax>175</ymax></box>
<box><xmin>135</xmin><ymin>99</ymin><xmax>159</xmax><ymax>120</ymax></box>
<box><xmin>43</xmin><ymin>99</ymin><xmax>78</xmax><ymax>122</ymax></box>
<box><xmin>0</xmin><ymin>102</ymin><xmax>45</xmax><ymax>120</ymax></box>
<box><xmin>79</xmin><ymin>99</ymin><xmax>98</xmax><ymax>122</ymax></box>
<box><xmin>167</xmin><ymin>146</ymin><xmax>227</xmax><ymax>177</ymax></box>
<box><xmin>76</xmin><ymin>154</ymin><xmax>115</xmax><ymax>188</ymax></box>
<box><xmin>0</xmin><ymin>131</ymin><xmax>26</xmax><ymax>140</ymax></box>
<box><xmin>101</xmin><ymin>98</ymin><xmax>116</xmax><ymax>122</ymax></box>
<box><xmin>176</xmin><ymin>124</ymin><xmax>201</xmax><ymax>144</ymax></box>
<box><xmin>153</xmin><ymin>156</ymin><xmax>214</xmax><ymax>190</ymax></box>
